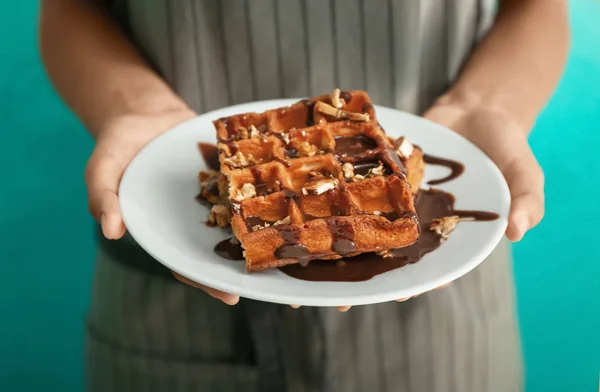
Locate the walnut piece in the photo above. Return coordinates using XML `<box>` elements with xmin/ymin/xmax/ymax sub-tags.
<box><xmin>237</xmin><ymin>127</ymin><xmax>249</xmax><ymax>139</ymax></box>
<box><xmin>315</xmin><ymin>101</ymin><xmax>370</xmax><ymax>122</ymax></box>
<box><xmin>280</xmin><ymin>132</ymin><xmax>291</xmax><ymax>145</ymax></box>
<box><xmin>377</xmin><ymin>250</ymin><xmax>393</xmax><ymax>258</ymax></box>
<box><xmin>430</xmin><ymin>215</ymin><xmax>460</xmax><ymax>242</ymax></box>
<box><xmin>297</xmin><ymin>141</ymin><xmax>318</xmax><ymax>157</ymax></box>
<box><xmin>342</xmin><ymin>162</ymin><xmax>354</xmax><ymax>179</ymax></box>
<box><xmin>223</xmin><ymin>152</ymin><xmax>256</xmax><ymax>168</ymax></box>
<box><xmin>394</xmin><ymin>136</ymin><xmax>414</xmax><ymax>159</ymax></box>
<box><xmin>198</xmin><ymin>170</ymin><xmax>218</xmax><ymax>187</ymax></box>
<box><xmin>373</xmin><ymin>210</ymin><xmax>382</xmax><ymax>216</ymax></box>
<box><xmin>207</xmin><ymin>205</ymin><xmax>231</xmax><ymax>228</ymax></box>
<box><xmin>302</xmin><ymin>178</ymin><xmax>339</xmax><ymax>195</ymax></box>
<box><xmin>232</xmin><ymin>183</ymin><xmax>257</xmax><ymax>201</ymax></box>
<box><xmin>249</xmin><ymin>124</ymin><xmax>260</xmax><ymax>139</ymax></box>
<box><xmin>353</xmin><ymin>174</ymin><xmax>365</xmax><ymax>181</ymax></box>
<box><xmin>273</xmin><ymin>216</ymin><xmax>292</xmax><ymax>226</ymax></box>
<box><xmin>330</xmin><ymin>88</ymin><xmax>345</xmax><ymax>109</ymax></box>
<box><xmin>368</xmin><ymin>162</ymin><xmax>385</xmax><ymax>177</ymax></box>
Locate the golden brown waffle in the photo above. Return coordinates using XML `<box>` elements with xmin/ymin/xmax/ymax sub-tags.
<box><xmin>213</xmin><ymin>90</ymin><xmax>422</xmax><ymax>272</ymax></box>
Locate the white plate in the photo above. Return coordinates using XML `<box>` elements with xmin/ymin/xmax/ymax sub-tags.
<box><xmin>120</xmin><ymin>100</ymin><xmax>510</xmax><ymax>307</ymax></box>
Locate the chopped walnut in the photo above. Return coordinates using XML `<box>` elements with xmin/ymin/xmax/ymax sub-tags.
<box><xmin>342</xmin><ymin>162</ymin><xmax>354</xmax><ymax>179</ymax></box>
<box><xmin>394</xmin><ymin>136</ymin><xmax>414</xmax><ymax>159</ymax></box>
<box><xmin>207</xmin><ymin>205</ymin><xmax>231</xmax><ymax>228</ymax></box>
<box><xmin>237</xmin><ymin>127</ymin><xmax>249</xmax><ymax>140</ymax></box>
<box><xmin>198</xmin><ymin>170</ymin><xmax>218</xmax><ymax>186</ymax></box>
<box><xmin>249</xmin><ymin>124</ymin><xmax>260</xmax><ymax>139</ymax></box>
<box><xmin>273</xmin><ymin>216</ymin><xmax>292</xmax><ymax>226</ymax></box>
<box><xmin>315</xmin><ymin>101</ymin><xmax>370</xmax><ymax>122</ymax></box>
<box><xmin>353</xmin><ymin>174</ymin><xmax>365</xmax><ymax>181</ymax></box>
<box><xmin>330</xmin><ymin>88</ymin><xmax>345</xmax><ymax>109</ymax></box>
<box><xmin>302</xmin><ymin>178</ymin><xmax>339</xmax><ymax>195</ymax></box>
<box><xmin>368</xmin><ymin>162</ymin><xmax>385</xmax><ymax>177</ymax></box>
<box><xmin>223</xmin><ymin>151</ymin><xmax>255</xmax><ymax>168</ymax></box>
<box><xmin>377</xmin><ymin>250</ymin><xmax>393</xmax><ymax>258</ymax></box>
<box><xmin>232</xmin><ymin>183</ymin><xmax>257</xmax><ymax>201</ymax></box>
<box><xmin>280</xmin><ymin>133</ymin><xmax>291</xmax><ymax>145</ymax></box>
<box><xmin>252</xmin><ymin>221</ymin><xmax>272</xmax><ymax>231</ymax></box>
<box><xmin>373</xmin><ymin>210</ymin><xmax>382</xmax><ymax>216</ymax></box>
<box><xmin>297</xmin><ymin>141</ymin><xmax>318</xmax><ymax>157</ymax></box>
<box><xmin>430</xmin><ymin>215</ymin><xmax>460</xmax><ymax>242</ymax></box>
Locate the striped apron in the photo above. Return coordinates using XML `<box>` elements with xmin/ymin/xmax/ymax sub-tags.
<box><xmin>87</xmin><ymin>1</ymin><xmax>522</xmax><ymax>391</ymax></box>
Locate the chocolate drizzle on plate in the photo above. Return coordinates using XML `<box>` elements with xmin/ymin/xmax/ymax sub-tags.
<box><xmin>214</xmin><ymin>238</ymin><xmax>244</xmax><ymax>261</ymax></box>
<box><xmin>424</xmin><ymin>154</ymin><xmax>465</xmax><ymax>185</ymax></box>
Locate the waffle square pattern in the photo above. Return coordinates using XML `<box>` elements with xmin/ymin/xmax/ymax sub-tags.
<box><xmin>213</xmin><ymin>90</ymin><xmax>421</xmax><ymax>272</ymax></box>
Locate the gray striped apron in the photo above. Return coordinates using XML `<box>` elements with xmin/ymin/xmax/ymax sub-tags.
<box><xmin>87</xmin><ymin>1</ymin><xmax>522</xmax><ymax>391</ymax></box>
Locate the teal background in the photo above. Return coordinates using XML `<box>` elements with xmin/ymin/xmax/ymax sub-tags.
<box><xmin>0</xmin><ymin>1</ymin><xmax>598</xmax><ymax>391</ymax></box>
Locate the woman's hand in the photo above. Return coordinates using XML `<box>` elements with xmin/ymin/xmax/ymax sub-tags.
<box><xmin>423</xmin><ymin>100</ymin><xmax>545</xmax><ymax>242</ymax></box>
<box><xmin>85</xmin><ymin>107</ymin><xmax>240</xmax><ymax>305</ymax></box>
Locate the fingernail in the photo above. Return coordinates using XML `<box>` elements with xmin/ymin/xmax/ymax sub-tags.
<box><xmin>100</xmin><ymin>213</ymin><xmax>111</xmax><ymax>239</ymax></box>
<box><xmin>337</xmin><ymin>306</ymin><xmax>351</xmax><ymax>312</ymax></box>
<box><xmin>222</xmin><ymin>296</ymin><xmax>240</xmax><ymax>306</ymax></box>
<box><xmin>514</xmin><ymin>215</ymin><xmax>529</xmax><ymax>241</ymax></box>
<box><xmin>290</xmin><ymin>304</ymin><xmax>301</xmax><ymax>309</ymax></box>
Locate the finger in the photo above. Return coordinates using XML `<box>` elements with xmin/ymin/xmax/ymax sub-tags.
<box><xmin>502</xmin><ymin>155</ymin><xmax>545</xmax><ymax>242</ymax></box>
<box><xmin>173</xmin><ymin>272</ymin><xmax>240</xmax><ymax>305</ymax></box>
<box><xmin>395</xmin><ymin>282</ymin><xmax>452</xmax><ymax>302</ymax></box>
<box><xmin>337</xmin><ymin>306</ymin><xmax>351</xmax><ymax>312</ymax></box>
<box><xmin>290</xmin><ymin>304</ymin><xmax>301</xmax><ymax>309</ymax></box>
<box><xmin>85</xmin><ymin>153</ymin><xmax>126</xmax><ymax>239</ymax></box>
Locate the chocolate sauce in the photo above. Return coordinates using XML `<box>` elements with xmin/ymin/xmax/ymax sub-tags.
<box><xmin>280</xmin><ymin>189</ymin><xmax>499</xmax><ymax>282</ymax></box>
<box><xmin>285</xmin><ymin>148</ymin><xmax>298</xmax><ymax>158</ymax></box>
<box><xmin>198</xmin><ymin>142</ymin><xmax>220</xmax><ymax>171</ymax></box>
<box><xmin>327</xmin><ymin>219</ymin><xmax>356</xmax><ymax>255</ymax></box>
<box><xmin>300</xmin><ymin>99</ymin><xmax>316</xmax><ymax>126</ymax></box>
<box><xmin>214</xmin><ymin>238</ymin><xmax>244</xmax><ymax>260</ymax></box>
<box><xmin>334</xmin><ymin>135</ymin><xmax>378</xmax><ymax>156</ymax></box>
<box><xmin>424</xmin><ymin>154</ymin><xmax>465</xmax><ymax>185</ymax></box>
<box><xmin>274</xmin><ymin>225</ymin><xmax>315</xmax><ymax>266</ymax></box>
<box><xmin>340</xmin><ymin>91</ymin><xmax>352</xmax><ymax>103</ymax></box>
<box><xmin>227</xmin><ymin>141</ymin><xmax>239</xmax><ymax>155</ymax></box>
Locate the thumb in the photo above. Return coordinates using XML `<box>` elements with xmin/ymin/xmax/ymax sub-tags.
<box><xmin>502</xmin><ymin>152</ymin><xmax>545</xmax><ymax>242</ymax></box>
<box><xmin>85</xmin><ymin>152</ymin><xmax>127</xmax><ymax>240</ymax></box>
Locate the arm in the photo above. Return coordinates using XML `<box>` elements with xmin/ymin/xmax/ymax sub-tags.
<box><xmin>39</xmin><ymin>0</ymin><xmax>188</xmax><ymax>136</ymax></box>
<box><xmin>39</xmin><ymin>0</ymin><xmax>238</xmax><ymax>305</ymax></box>
<box><xmin>425</xmin><ymin>0</ymin><xmax>569</xmax><ymax>241</ymax></box>
<box><xmin>439</xmin><ymin>0</ymin><xmax>570</xmax><ymax>130</ymax></box>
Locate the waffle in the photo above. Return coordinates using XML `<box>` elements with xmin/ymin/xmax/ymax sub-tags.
<box><xmin>212</xmin><ymin>90</ymin><xmax>423</xmax><ymax>272</ymax></box>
